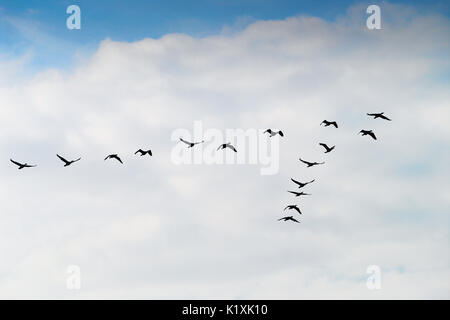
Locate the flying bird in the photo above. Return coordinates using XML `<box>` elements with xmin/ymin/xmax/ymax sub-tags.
<box><xmin>319</xmin><ymin>143</ymin><xmax>335</xmax><ymax>153</ymax></box>
<box><xmin>180</xmin><ymin>138</ymin><xmax>204</xmax><ymax>148</ymax></box>
<box><xmin>104</xmin><ymin>154</ymin><xmax>123</xmax><ymax>164</ymax></box>
<box><xmin>217</xmin><ymin>143</ymin><xmax>237</xmax><ymax>152</ymax></box>
<box><xmin>299</xmin><ymin>158</ymin><xmax>325</xmax><ymax>167</ymax></box>
<box><xmin>291</xmin><ymin>178</ymin><xmax>315</xmax><ymax>189</ymax></box>
<box><xmin>57</xmin><ymin>154</ymin><xmax>81</xmax><ymax>167</ymax></box>
<box><xmin>321</xmin><ymin>120</ymin><xmax>338</xmax><ymax>128</ymax></box>
<box><xmin>278</xmin><ymin>216</ymin><xmax>300</xmax><ymax>223</ymax></box>
<box><xmin>10</xmin><ymin>159</ymin><xmax>36</xmax><ymax>170</ymax></box>
<box><xmin>367</xmin><ymin>112</ymin><xmax>391</xmax><ymax>121</ymax></box>
<box><xmin>284</xmin><ymin>205</ymin><xmax>302</xmax><ymax>215</ymax></box>
<box><xmin>135</xmin><ymin>149</ymin><xmax>152</xmax><ymax>156</ymax></box>
<box><xmin>288</xmin><ymin>191</ymin><xmax>311</xmax><ymax>197</ymax></box>
<box><xmin>264</xmin><ymin>129</ymin><xmax>284</xmax><ymax>137</ymax></box>
<box><xmin>359</xmin><ymin>130</ymin><xmax>377</xmax><ymax>140</ymax></box>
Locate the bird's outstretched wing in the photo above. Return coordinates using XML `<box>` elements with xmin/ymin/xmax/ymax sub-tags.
<box><xmin>57</xmin><ymin>154</ymin><xmax>70</xmax><ymax>165</ymax></box>
<box><xmin>288</xmin><ymin>191</ymin><xmax>300</xmax><ymax>196</ymax></box>
<box><xmin>148</xmin><ymin>150</ymin><xmax>152</xmax><ymax>156</ymax></box>
<box><xmin>293</xmin><ymin>207</ymin><xmax>302</xmax><ymax>214</ymax></box>
<box><xmin>332</xmin><ymin>122</ymin><xmax>338</xmax><ymax>128</ymax></box>
<box><xmin>228</xmin><ymin>145</ymin><xmax>237</xmax><ymax>152</ymax></box>
<box><xmin>290</xmin><ymin>217</ymin><xmax>300</xmax><ymax>223</ymax></box>
<box><xmin>299</xmin><ymin>158</ymin><xmax>311</xmax><ymax>165</ymax></box>
<box><xmin>116</xmin><ymin>156</ymin><xmax>123</xmax><ymax>164</ymax></box>
<box><xmin>291</xmin><ymin>178</ymin><xmax>302</xmax><ymax>186</ymax></box>
<box><xmin>369</xmin><ymin>132</ymin><xmax>377</xmax><ymax>140</ymax></box>
<box><xmin>278</xmin><ymin>131</ymin><xmax>284</xmax><ymax>137</ymax></box>
<box><xmin>10</xmin><ymin>159</ymin><xmax>22</xmax><ymax>167</ymax></box>
<box><xmin>319</xmin><ymin>143</ymin><xmax>328</xmax><ymax>149</ymax></box>
<box><xmin>104</xmin><ymin>155</ymin><xmax>110</xmax><ymax>161</ymax></box>
<box><xmin>73</xmin><ymin>158</ymin><xmax>81</xmax><ymax>163</ymax></box>
<box><xmin>135</xmin><ymin>149</ymin><xmax>143</xmax><ymax>155</ymax></box>
<box><xmin>380</xmin><ymin>114</ymin><xmax>391</xmax><ymax>121</ymax></box>
<box><xmin>180</xmin><ymin>138</ymin><xmax>192</xmax><ymax>145</ymax></box>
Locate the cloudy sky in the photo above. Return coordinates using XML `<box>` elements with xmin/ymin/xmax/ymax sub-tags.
<box><xmin>0</xmin><ymin>1</ymin><xmax>449</xmax><ymax>299</ymax></box>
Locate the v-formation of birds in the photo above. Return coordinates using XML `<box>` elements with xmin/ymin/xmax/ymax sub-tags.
<box><xmin>279</xmin><ymin>112</ymin><xmax>391</xmax><ymax>224</ymax></box>
<box><xmin>10</xmin><ymin>112</ymin><xmax>391</xmax><ymax>224</ymax></box>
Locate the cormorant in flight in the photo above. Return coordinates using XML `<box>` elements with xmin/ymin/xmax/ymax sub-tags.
<box><xmin>278</xmin><ymin>216</ymin><xmax>300</xmax><ymax>223</ymax></box>
<box><xmin>299</xmin><ymin>158</ymin><xmax>325</xmax><ymax>167</ymax></box>
<box><xmin>284</xmin><ymin>205</ymin><xmax>302</xmax><ymax>215</ymax></box>
<box><xmin>367</xmin><ymin>112</ymin><xmax>391</xmax><ymax>121</ymax></box>
<box><xmin>57</xmin><ymin>154</ymin><xmax>81</xmax><ymax>167</ymax></box>
<box><xmin>359</xmin><ymin>130</ymin><xmax>377</xmax><ymax>140</ymax></box>
<box><xmin>319</xmin><ymin>143</ymin><xmax>335</xmax><ymax>153</ymax></box>
<box><xmin>321</xmin><ymin>120</ymin><xmax>338</xmax><ymax>128</ymax></box>
<box><xmin>10</xmin><ymin>159</ymin><xmax>36</xmax><ymax>169</ymax></box>
<box><xmin>104</xmin><ymin>154</ymin><xmax>123</xmax><ymax>164</ymax></box>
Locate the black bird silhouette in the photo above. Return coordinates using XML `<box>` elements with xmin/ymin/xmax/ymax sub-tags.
<box><xmin>321</xmin><ymin>120</ymin><xmax>338</xmax><ymax>128</ymax></box>
<box><xmin>10</xmin><ymin>159</ymin><xmax>36</xmax><ymax>169</ymax></box>
<box><xmin>367</xmin><ymin>112</ymin><xmax>391</xmax><ymax>121</ymax></box>
<box><xmin>217</xmin><ymin>143</ymin><xmax>237</xmax><ymax>152</ymax></box>
<box><xmin>299</xmin><ymin>158</ymin><xmax>325</xmax><ymax>167</ymax></box>
<box><xmin>264</xmin><ymin>129</ymin><xmax>284</xmax><ymax>137</ymax></box>
<box><xmin>288</xmin><ymin>191</ymin><xmax>311</xmax><ymax>197</ymax></box>
<box><xmin>284</xmin><ymin>205</ymin><xmax>302</xmax><ymax>215</ymax></box>
<box><xmin>319</xmin><ymin>143</ymin><xmax>335</xmax><ymax>153</ymax></box>
<box><xmin>135</xmin><ymin>149</ymin><xmax>152</xmax><ymax>156</ymax></box>
<box><xmin>104</xmin><ymin>154</ymin><xmax>123</xmax><ymax>164</ymax></box>
<box><xmin>56</xmin><ymin>154</ymin><xmax>81</xmax><ymax>167</ymax></box>
<box><xmin>359</xmin><ymin>130</ymin><xmax>377</xmax><ymax>140</ymax></box>
<box><xmin>291</xmin><ymin>178</ymin><xmax>315</xmax><ymax>189</ymax></box>
<box><xmin>278</xmin><ymin>216</ymin><xmax>300</xmax><ymax>223</ymax></box>
<box><xmin>180</xmin><ymin>138</ymin><xmax>204</xmax><ymax>148</ymax></box>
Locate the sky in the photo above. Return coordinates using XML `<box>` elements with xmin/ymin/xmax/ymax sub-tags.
<box><xmin>0</xmin><ymin>1</ymin><xmax>449</xmax><ymax>299</ymax></box>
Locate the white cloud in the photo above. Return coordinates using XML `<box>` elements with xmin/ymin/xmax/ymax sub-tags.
<box><xmin>0</xmin><ymin>3</ymin><xmax>449</xmax><ymax>299</ymax></box>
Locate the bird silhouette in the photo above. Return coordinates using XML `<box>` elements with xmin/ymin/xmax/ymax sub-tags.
<box><xmin>57</xmin><ymin>154</ymin><xmax>81</xmax><ymax>167</ymax></box>
<box><xmin>299</xmin><ymin>158</ymin><xmax>325</xmax><ymax>167</ymax></box>
<box><xmin>284</xmin><ymin>205</ymin><xmax>302</xmax><ymax>215</ymax></box>
<box><xmin>278</xmin><ymin>216</ymin><xmax>300</xmax><ymax>223</ymax></box>
<box><xmin>135</xmin><ymin>149</ymin><xmax>152</xmax><ymax>156</ymax></box>
<box><xmin>104</xmin><ymin>154</ymin><xmax>123</xmax><ymax>164</ymax></box>
<box><xmin>288</xmin><ymin>191</ymin><xmax>311</xmax><ymax>197</ymax></box>
<box><xmin>359</xmin><ymin>130</ymin><xmax>377</xmax><ymax>140</ymax></box>
<box><xmin>264</xmin><ymin>129</ymin><xmax>284</xmax><ymax>137</ymax></box>
<box><xmin>367</xmin><ymin>112</ymin><xmax>391</xmax><ymax>121</ymax></box>
<box><xmin>319</xmin><ymin>143</ymin><xmax>335</xmax><ymax>153</ymax></box>
<box><xmin>321</xmin><ymin>120</ymin><xmax>338</xmax><ymax>128</ymax></box>
<box><xmin>10</xmin><ymin>159</ymin><xmax>36</xmax><ymax>169</ymax></box>
<box><xmin>180</xmin><ymin>138</ymin><xmax>204</xmax><ymax>148</ymax></box>
<box><xmin>291</xmin><ymin>178</ymin><xmax>315</xmax><ymax>188</ymax></box>
<box><xmin>217</xmin><ymin>143</ymin><xmax>237</xmax><ymax>152</ymax></box>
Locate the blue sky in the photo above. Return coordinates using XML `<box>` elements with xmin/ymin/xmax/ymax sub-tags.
<box><xmin>0</xmin><ymin>0</ymin><xmax>449</xmax><ymax>70</ymax></box>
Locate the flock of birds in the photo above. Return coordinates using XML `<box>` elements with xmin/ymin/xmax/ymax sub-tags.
<box><xmin>278</xmin><ymin>112</ymin><xmax>392</xmax><ymax>224</ymax></box>
<box><xmin>9</xmin><ymin>111</ymin><xmax>391</xmax><ymax>225</ymax></box>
